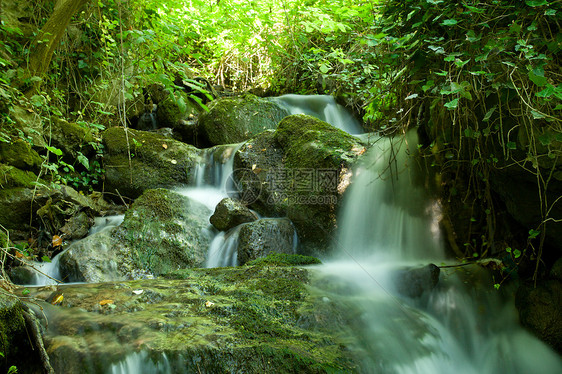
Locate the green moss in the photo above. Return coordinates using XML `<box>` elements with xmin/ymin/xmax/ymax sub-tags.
<box><xmin>246</xmin><ymin>253</ymin><xmax>322</xmax><ymax>267</ymax></box>
<box><xmin>0</xmin><ymin>164</ymin><xmax>40</xmax><ymax>188</ymax></box>
<box><xmin>274</xmin><ymin>114</ymin><xmax>361</xmax><ymax>169</ymax></box>
<box><xmin>199</xmin><ymin>94</ymin><xmax>288</xmax><ymax>145</ymax></box>
<box><xmin>0</xmin><ymin>139</ymin><xmax>42</xmax><ymax>172</ymax></box>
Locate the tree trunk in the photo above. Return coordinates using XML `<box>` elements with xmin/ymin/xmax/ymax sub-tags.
<box><xmin>27</xmin><ymin>0</ymin><xmax>91</xmax><ymax>81</ymax></box>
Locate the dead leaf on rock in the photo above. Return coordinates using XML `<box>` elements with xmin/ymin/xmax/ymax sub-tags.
<box><xmin>99</xmin><ymin>299</ymin><xmax>114</xmax><ymax>306</ymax></box>
<box><xmin>52</xmin><ymin>235</ymin><xmax>62</xmax><ymax>247</ymax></box>
<box><xmin>162</xmin><ymin>143</ymin><xmax>168</xmax><ymax>149</ymax></box>
<box><xmin>205</xmin><ymin>301</ymin><xmax>214</xmax><ymax>308</ymax></box>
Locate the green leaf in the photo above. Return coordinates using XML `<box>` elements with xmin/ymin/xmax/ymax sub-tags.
<box><xmin>41</xmin><ymin>255</ymin><xmax>52</xmax><ymax>263</ymax></box>
<box><xmin>536</xmin><ymin>84</ymin><xmax>556</xmax><ymax>98</ymax></box>
<box><xmin>405</xmin><ymin>93</ymin><xmax>418</xmax><ymax>100</ymax></box>
<box><xmin>538</xmin><ymin>132</ymin><xmax>553</xmax><ymax>146</ymax></box>
<box><xmin>545</xmin><ymin>9</ymin><xmax>557</xmax><ymax>16</ymax></box>
<box><xmin>528</xmin><ymin>68</ymin><xmax>548</xmax><ymax>87</ymax></box>
<box><xmin>528</xmin><ymin>229</ymin><xmax>540</xmax><ymax>239</ymax></box>
<box><xmin>319</xmin><ymin>63</ymin><xmax>330</xmax><ymax>74</ymax></box>
<box><xmin>483</xmin><ymin>106</ymin><xmax>496</xmax><ymax>122</ymax></box>
<box><xmin>507</xmin><ymin>141</ymin><xmax>517</xmax><ymax>150</ymax></box>
<box><xmin>46</xmin><ymin>145</ymin><xmax>63</xmax><ymax>156</ymax></box>
<box><xmin>441</xmin><ymin>19</ymin><xmax>458</xmax><ymax>26</ymax></box>
<box><xmin>77</xmin><ymin>153</ymin><xmax>90</xmax><ymax>169</ymax></box>
<box><xmin>531</xmin><ymin>110</ymin><xmax>545</xmax><ymax>119</ymax></box>
<box><xmin>525</xmin><ymin>0</ymin><xmax>548</xmax><ymax>6</ymax></box>
<box><xmin>22</xmin><ymin>288</ymin><xmax>30</xmax><ymax>296</ymax></box>
<box><xmin>513</xmin><ymin>249</ymin><xmax>522</xmax><ymax>258</ymax></box>
<box><xmin>444</xmin><ymin>98</ymin><xmax>459</xmax><ymax>109</ymax></box>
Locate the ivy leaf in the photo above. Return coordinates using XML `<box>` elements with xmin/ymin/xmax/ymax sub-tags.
<box><xmin>536</xmin><ymin>84</ymin><xmax>556</xmax><ymax>98</ymax></box>
<box><xmin>528</xmin><ymin>68</ymin><xmax>548</xmax><ymax>87</ymax></box>
<box><xmin>444</xmin><ymin>98</ymin><xmax>459</xmax><ymax>109</ymax></box>
<box><xmin>507</xmin><ymin>141</ymin><xmax>517</xmax><ymax>150</ymax></box>
<box><xmin>441</xmin><ymin>19</ymin><xmax>458</xmax><ymax>26</ymax></box>
<box><xmin>531</xmin><ymin>110</ymin><xmax>545</xmax><ymax>119</ymax></box>
<box><xmin>538</xmin><ymin>132</ymin><xmax>553</xmax><ymax>146</ymax></box>
<box><xmin>525</xmin><ymin>0</ymin><xmax>548</xmax><ymax>6</ymax></box>
<box><xmin>405</xmin><ymin>93</ymin><xmax>418</xmax><ymax>100</ymax></box>
<box><xmin>483</xmin><ymin>106</ymin><xmax>496</xmax><ymax>122</ymax></box>
<box><xmin>77</xmin><ymin>152</ymin><xmax>90</xmax><ymax>169</ymax></box>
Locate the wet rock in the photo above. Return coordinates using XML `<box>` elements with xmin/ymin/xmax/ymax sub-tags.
<box><xmin>103</xmin><ymin>127</ymin><xmax>202</xmax><ymax>200</ymax></box>
<box><xmin>0</xmin><ymin>163</ymin><xmax>41</xmax><ymax>188</ymax></box>
<box><xmin>516</xmin><ymin>280</ymin><xmax>562</xmax><ymax>353</ymax></box>
<box><xmin>391</xmin><ymin>264</ymin><xmax>440</xmax><ymax>298</ymax></box>
<box><xmin>234</xmin><ymin>114</ymin><xmax>365</xmax><ymax>252</ymax></box>
<box><xmin>237</xmin><ymin>218</ymin><xmax>296</xmax><ymax>265</ymax></box>
<box><xmin>210</xmin><ymin>197</ymin><xmax>258</xmax><ymax>231</ymax></box>
<box><xmin>22</xmin><ymin>266</ymin><xmax>357</xmax><ymax>373</ymax></box>
<box><xmin>198</xmin><ymin>93</ymin><xmax>288</xmax><ymax>146</ymax></box>
<box><xmin>0</xmin><ymin>139</ymin><xmax>42</xmax><ymax>172</ymax></box>
<box><xmin>59</xmin><ymin>211</ymin><xmax>91</xmax><ymax>240</ymax></box>
<box><xmin>60</xmin><ymin>189</ymin><xmax>212</xmax><ymax>282</ymax></box>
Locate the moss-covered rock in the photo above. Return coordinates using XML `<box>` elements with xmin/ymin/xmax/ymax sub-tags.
<box><xmin>0</xmin><ymin>293</ymin><xmax>43</xmax><ymax>373</ymax></box>
<box><xmin>156</xmin><ymin>91</ymin><xmax>196</xmax><ymax>128</ymax></box>
<box><xmin>198</xmin><ymin>94</ymin><xmax>288</xmax><ymax>146</ymax></box>
<box><xmin>234</xmin><ymin>114</ymin><xmax>365</xmax><ymax>252</ymax></box>
<box><xmin>209</xmin><ymin>197</ymin><xmax>258</xmax><ymax>231</ymax></box>
<box><xmin>22</xmin><ymin>266</ymin><xmax>359</xmax><ymax>373</ymax></box>
<box><xmin>237</xmin><ymin>218</ymin><xmax>296</xmax><ymax>265</ymax></box>
<box><xmin>103</xmin><ymin>127</ymin><xmax>202</xmax><ymax>200</ymax></box>
<box><xmin>60</xmin><ymin>189</ymin><xmax>212</xmax><ymax>282</ymax></box>
<box><xmin>246</xmin><ymin>253</ymin><xmax>322</xmax><ymax>266</ymax></box>
<box><xmin>0</xmin><ymin>139</ymin><xmax>42</xmax><ymax>172</ymax></box>
<box><xmin>9</xmin><ymin>105</ymin><xmax>46</xmax><ymax>148</ymax></box>
<box><xmin>0</xmin><ymin>163</ymin><xmax>41</xmax><ymax>188</ymax></box>
<box><xmin>49</xmin><ymin>118</ymin><xmax>95</xmax><ymax>160</ymax></box>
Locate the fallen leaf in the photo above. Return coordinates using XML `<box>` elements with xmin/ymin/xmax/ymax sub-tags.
<box><xmin>171</xmin><ymin>159</ymin><xmax>177</xmax><ymax>164</ymax></box>
<box><xmin>132</xmin><ymin>289</ymin><xmax>144</xmax><ymax>295</ymax></box>
<box><xmin>15</xmin><ymin>251</ymin><xmax>23</xmax><ymax>258</ymax></box>
<box><xmin>205</xmin><ymin>301</ymin><xmax>215</xmax><ymax>308</ymax></box>
<box><xmin>99</xmin><ymin>299</ymin><xmax>114</xmax><ymax>306</ymax></box>
<box><xmin>52</xmin><ymin>235</ymin><xmax>62</xmax><ymax>247</ymax></box>
<box><xmin>162</xmin><ymin>143</ymin><xmax>168</xmax><ymax>149</ymax></box>
<box><xmin>51</xmin><ymin>293</ymin><xmax>64</xmax><ymax>305</ymax></box>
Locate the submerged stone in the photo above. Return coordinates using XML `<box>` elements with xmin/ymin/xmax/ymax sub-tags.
<box><xmin>21</xmin><ymin>266</ymin><xmax>359</xmax><ymax>373</ymax></box>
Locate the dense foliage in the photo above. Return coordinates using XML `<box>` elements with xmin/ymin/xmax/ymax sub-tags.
<box><xmin>0</xmin><ymin>0</ymin><xmax>560</xmax><ymax>277</ymax></box>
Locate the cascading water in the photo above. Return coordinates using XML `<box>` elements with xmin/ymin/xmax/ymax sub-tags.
<box><xmin>320</xmin><ymin>128</ymin><xmax>562</xmax><ymax>373</ymax></box>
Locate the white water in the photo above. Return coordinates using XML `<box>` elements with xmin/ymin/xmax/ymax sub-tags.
<box><xmin>273</xmin><ymin>94</ymin><xmax>363</xmax><ymax>134</ymax></box>
<box><xmin>322</xmin><ymin>128</ymin><xmax>562</xmax><ymax>373</ymax></box>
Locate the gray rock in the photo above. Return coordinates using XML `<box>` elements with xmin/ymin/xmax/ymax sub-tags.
<box><xmin>210</xmin><ymin>198</ymin><xmax>258</xmax><ymax>231</ymax></box>
<box><xmin>237</xmin><ymin>218</ymin><xmax>296</xmax><ymax>265</ymax></box>
<box><xmin>391</xmin><ymin>264</ymin><xmax>440</xmax><ymax>298</ymax></box>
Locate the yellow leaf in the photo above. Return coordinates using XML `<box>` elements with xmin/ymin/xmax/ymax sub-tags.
<box><xmin>162</xmin><ymin>143</ymin><xmax>168</xmax><ymax>149</ymax></box>
<box><xmin>99</xmin><ymin>299</ymin><xmax>113</xmax><ymax>306</ymax></box>
<box><xmin>51</xmin><ymin>294</ymin><xmax>64</xmax><ymax>305</ymax></box>
<box><xmin>52</xmin><ymin>235</ymin><xmax>62</xmax><ymax>247</ymax></box>
<box><xmin>205</xmin><ymin>301</ymin><xmax>214</xmax><ymax>308</ymax></box>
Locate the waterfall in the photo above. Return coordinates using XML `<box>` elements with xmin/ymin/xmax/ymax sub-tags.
<box><xmin>323</xmin><ymin>127</ymin><xmax>562</xmax><ymax>373</ymax></box>
<box><xmin>273</xmin><ymin>94</ymin><xmax>363</xmax><ymax>135</ymax></box>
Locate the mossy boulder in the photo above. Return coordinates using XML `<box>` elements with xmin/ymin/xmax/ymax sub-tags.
<box><xmin>49</xmin><ymin>118</ymin><xmax>95</xmax><ymax>160</ymax></box>
<box><xmin>237</xmin><ymin>218</ymin><xmax>296</xmax><ymax>265</ymax></box>
<box><xmin>22</xmin><ymin>266</ymin><xmax>359</xmax><ymax>373</ymax></box>
<box><xmin>103</xmin><ymin>127</ymin><xmax>202</xmax><ymax>200</ymax></box>
<box><xmin>9</xmin><ymin>105</ymin><xmax>46</xmax><ymax>147</ymax></box>
<box><xmin>0</xmin><ymin>163</ymin><xmax>41</xmax><ymax>188</ymax></box>
<box><xmin>198</xmin><ymin>94</ymin><xmax>288</xmax><ymax>146</ymax></box>
<box><xmin>0</xmin><ymin>139</ymin><xmax>42</xmax><ymax>172</ymax></box>
<box><xmin>156</xmin><ymin>91</ymin><xmax>196</xmax><ymax>128</ymax></box>
<box><xmin>246</xmin><ymin>252</ymin><xmax>321</xmax><ymax>266</ymax></box>
<box><xmin>209</xmin><ymin>197</ymin><xmax>258</xmax><ymax>231</ymax></box>
<box><xmin>234</xmin><ymin>114</ymin><xmax>365</xmax><ymax>252</ymax></box>
<box><xmin>60</xmin><ymin>189</ymin><xmax>212</xmax><ymax>282</ymax></box>
<box><xmin>0</xmin><ymin>294</ymin><xmax>43</xmax><ymax>373</ymax></box>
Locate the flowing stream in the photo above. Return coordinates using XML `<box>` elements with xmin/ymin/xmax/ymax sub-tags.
<box><xmin>20</xmin><ymin>95</ymin><xmax>561</xmax><ymax>372</ymax></box>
